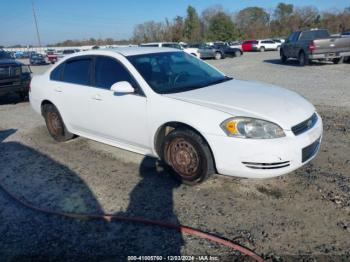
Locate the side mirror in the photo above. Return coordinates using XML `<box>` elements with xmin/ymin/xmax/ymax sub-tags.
<box><xmin>110</xmin><ymin>81</ymin><xmax>134</xmax><ymax>94</ymax></box>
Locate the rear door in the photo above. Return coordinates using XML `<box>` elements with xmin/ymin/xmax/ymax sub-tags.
<box><xmin>51</xmin><ymin>56</ymin><xmax>93</xmax><ymax>132</ymax></box>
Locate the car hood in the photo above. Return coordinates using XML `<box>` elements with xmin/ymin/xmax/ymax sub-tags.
<box><xmin>0</xmin><ymin>59</ymin><xmax>22</xmax><ymax>66</ymax></box>
<box><xmin>163</xmin><ymin>79</ymin><xmax>315</xmax><ymax>129</ymax></box>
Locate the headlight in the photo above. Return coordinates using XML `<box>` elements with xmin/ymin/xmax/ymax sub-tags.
<box><xmin>220</xmin><ymin>117</ymin><xmax>285</xmax><ymax>139</ymax></box>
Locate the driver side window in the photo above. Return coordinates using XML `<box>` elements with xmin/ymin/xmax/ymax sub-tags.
<box><xmin>94</xmin><ymin>56</ymin><xmax>138</xmax><ymax>90</ymax></box>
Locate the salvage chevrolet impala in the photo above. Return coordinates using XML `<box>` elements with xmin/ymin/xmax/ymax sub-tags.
<box><xmin>29</xmin><ymin>48</ymin><xmax>323</xmax><ymax>185</ymax></box>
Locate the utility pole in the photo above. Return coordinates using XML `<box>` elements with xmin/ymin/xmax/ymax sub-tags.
<box><xmin>31</xmin><ymin>0</ymin><xmax>42</xmax><ymax>47</ymax></box>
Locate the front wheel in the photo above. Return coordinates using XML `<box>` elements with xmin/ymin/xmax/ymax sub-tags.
<box><xmin>43</xmin><ymin>104</ymin><xmax>74</xmax><ymax>142</ymax></box>
<box><xmin>163</xmin><ymin>128</ymin><xmax>215</xmax><ymax>185</ymax></box>
<box><xmin>260</xmin><ymin>46</ymin><xmax>265</xmax><ymax>52</ymax></box>
<box><xmin>280</xmin><ymin>50</ymin><xmax>287</xmax><ymax>63</ymax></box>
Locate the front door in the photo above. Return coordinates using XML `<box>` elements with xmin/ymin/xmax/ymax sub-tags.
<box><xmin>88</xmin><ymin>56</ymin><xmax>149</xmax><ymax>151</ymax></box>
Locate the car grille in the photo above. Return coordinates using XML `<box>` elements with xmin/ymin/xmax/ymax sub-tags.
<box><xmin>302</xmin><ymin>137</ymin><xmax>321</xmax><ymax>163</ymax></box>
<box><xmin>292</xmin><ymin>113</ymin><xmax>318</xmax><ymax>136</ymax></box>
<box><xmin>242</xmin><ymin>161</ymin><xmax>290</xmax><ymax>169</ymax></box>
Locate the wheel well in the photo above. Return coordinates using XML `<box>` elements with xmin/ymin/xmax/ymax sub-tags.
<box><xmin>154</xmin><ymin>122</ymin><xmax>217</xmax><ymax>171</ymax></box>
<box><xmin>41</xmin><ymin>100</ymin><xmax>53</xmax><ymax>115</ymax></box>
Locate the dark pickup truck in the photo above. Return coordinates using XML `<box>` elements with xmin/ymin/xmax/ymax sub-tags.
<box><xmin>280</xmin><ymin>29</ymin><xmax>350</xmax><ymax>66</ymax></box>
<box><xmin>0</xmin><ymin>50</ymin><xmax>32</xmax><ymax>100</ymax></box>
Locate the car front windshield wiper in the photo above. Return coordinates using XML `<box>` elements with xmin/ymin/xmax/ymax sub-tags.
<box><xmin>205</xmin><ymin>76</ymin><xmax>233</xmax><ymax>87</ymax></box>
<box><xmin>160</xmin><ymin>76</ymin><xmax>233</xmax><ymax>94</ymax></box>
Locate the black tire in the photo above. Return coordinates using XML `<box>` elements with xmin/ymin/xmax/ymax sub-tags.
<box><xmin>234</xmin><ymin>50</ymin><xmax>241</xmax><ymax>57</ymax></box>
<box><xmin>260</xmin><ymin>46</ymin><xmax>265</xmax><ymax>52</ymax></box>
<box><xmin>280</xmin><ymin>50</ymin><xmax>287</xmax><ymax>63</ymax></box>
<box><xmin>214</xmin><ymin>52</ymin><xmax>222</xmax><ymax>60</ymax></box>
<box><xmin>42</xmin><ymin>104</ymin><xmax>74</xmax><ymax>142</ymax></box>
<box><xmin>333</xmin><ymin>57</ymin><xmax>344</xmax><ymax>64</ymax></box>
<box><xmin>162</xmin><ymin>128</ymin><xmax>215</xmax><ymax>185</ymax></box>
<box><xmin>17</xmin><ymin>91</ymin><xmax>28</xmax><ymax>101</ymax></box>
<box><xmin>298</xmin><ymin>51</ymin><xmax>309</xmax><ymax>66</ymax></box>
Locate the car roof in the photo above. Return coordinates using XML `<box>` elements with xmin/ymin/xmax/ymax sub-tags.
<box><xmin>90</xmin><ymin>47</ymin><xmax>181</xmax><ymax>56</ymax></box>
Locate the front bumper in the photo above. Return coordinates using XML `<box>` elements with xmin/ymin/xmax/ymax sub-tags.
<box><xmin>205</xmin><ymin>114</ymin><xmax>323</xmax><ymax>178</ymax></box>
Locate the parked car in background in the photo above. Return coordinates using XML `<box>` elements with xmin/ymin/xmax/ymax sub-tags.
<box><xmin>140</xmin><ymin>42</ymin><xmax>182</xmax><ymax>49</ymax></box>
<box><xmin>227</xmin><ymin>41</ymin><xmax>243</xmax><ymax>51</ymax></box>
<box><xmin>29</xmin><ymin>53</ymin><xmax>46</xmax><ymax>65</ymax></box>
<box><xmin>180</xmin><ymin>44</ymin><xmax>200</xmax><ymax>57</ymax></box>
<box><xmin>242</xmin><ymin>40</ymin><xmax>280</xmax><ymax>52</ymax></box>
<box><xmin>62</xmin><ymin>49</ymin><xmax>79</xmax><ymax>55</ymax></box>
<box><xmin>272</xmin><ymin>38</ymin><xmax>285</xmax><ymax>44</ymax></box>
<box><xmin>341</xmin><ymin>32</ymin><xmax>350</xmax><ymax>37</ymax></box>
<box><xmin>280</xmin><ymin>29</ymin><xmax>350</xmax><ymax>66</ymax></box>
<box><xmin>30</xmin><ymin>47</ymin><xmax>322</xmax><ymax>185</ymax></box>
<box><xmin>212</xmin><ymin>42</ymin><xmax>243</xmax><ymax>58</ymax></box>
<box><xmin>47</xmin><ymin>49</ymin><xmax>79</xmax><ymax>64</ymax></box>
<box><xmin>242</xmin><ymin>40</ymin><xmax>258</xmax><ymax>52</ymax></box>
<box><xmin>47</xmin><ymin>51</ymin><xmax>58</xmax><ymax>64</ymax></box>
<box><xmin>0</xmin><ymin>50</ymin><xmax>31</xmax><ymax>100</ymax></box>
<box><xmin>140</xmin><ymin>42</ymin><xmax>200</xmax><ymax>57</ymax></box>
<box><xmin>256</xmin><ymin>40</ymin><xmax>281</xmax><ymax>52</ymax></box>
<box><xmin>188</xmin><ymin>44</ymin><xmax>221</xmax><ymax>59</ymax></box>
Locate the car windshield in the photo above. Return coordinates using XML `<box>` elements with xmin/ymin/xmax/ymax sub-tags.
<box><xmin>127</xmin><ymin>51</ymin><xmax>231</xmax><ymax>94</ymax></box>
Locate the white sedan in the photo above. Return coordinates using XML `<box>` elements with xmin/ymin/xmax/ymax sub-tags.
<box><xmin>29</xmin><ymin>48</ymin><xmax>322</xmax><ymax>185</ymax></box>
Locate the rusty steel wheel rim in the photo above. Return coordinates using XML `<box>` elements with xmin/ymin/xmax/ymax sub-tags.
<box><xmin>167</xmin><ymin>138</ymin><xmax>200</xmax><ymax>177</ymax></box>
<box><xmin>47</xmin><ymin>112</ymin><xmax>62</xmax><ymax>136</ymax></box>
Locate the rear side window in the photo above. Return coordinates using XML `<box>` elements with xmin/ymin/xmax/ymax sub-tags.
<box><xmin>94</xmin><ymin>56</ymin><xmax>136</xmax><ymax>89</ymax></box>
<box><xmin>50</xmin><ymin>63</ymin><xmax>64</xmax><ymax>81</ymax></box>
<box><xmin>63</xmin><ymin>59</ymin><xmax>91</xmax><ymax>85</ymax></box>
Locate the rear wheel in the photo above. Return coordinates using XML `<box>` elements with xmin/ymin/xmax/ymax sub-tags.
<box><xmin>162</xmin><ymin>128</ymin><xmax>214</xmax><ymax>185</ymax></box>
<box><xmin>214</xmin><ymin>52</ymin><xmax>222</xmax><ymax>60</ymax></box>
<box><xmin>43</xmin><ymin>104</ymin><xmax>74</xmax><ymax>142</ymax></box>
<box><xmin>298</xmin><ymin>51</ymin><xmax>309</xmax><ymax>66</ymax></box>
<box><xmin>17</xmin><ymin>91</ymin><xmax>28</xmax><ymax>101</ymax></box>
<box><xmin>333</xmin><ymin>57</ymin><xmax>344</xmax><ymax>64</ymax></box>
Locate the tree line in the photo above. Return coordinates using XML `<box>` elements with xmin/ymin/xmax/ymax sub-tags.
<box><xmin>132</xmin><ymin>3</ymin><xmax>350</xmax><ymax>43</ymax></box>
<box><xmin>5</xmin><ymin>2</ymin><xmax>349</xmax><ymax>48</ymax></box>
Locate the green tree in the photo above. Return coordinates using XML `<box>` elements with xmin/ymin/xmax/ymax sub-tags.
<box><xmin>207</xmin><ymin>12</ymin><xmax>237</xmax><ymax>41</ymax></box>
<box><xmin>274</xmin><ymin>2</ymin><xmax>293</xmax><ymax>20</ymax></box>
<box><xmin>184</xmin><ymin>5</ymin><xmax>201</xmax><ymax>42</ymax></box>
<box><xmin>235</xmin><ymin>7</ymin><xmax>270</xmax><ymax>38</ymax></box>
<box><xmin>171</xmin><ymin>16</ymin><xmax>185</xmax><ymax>42</ymax></box>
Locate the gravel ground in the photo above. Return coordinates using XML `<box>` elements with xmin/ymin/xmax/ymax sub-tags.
<box><xmin>0</xmin><ymin>52</ymin><xmax>349</xmax><ymax>261</ymax></box>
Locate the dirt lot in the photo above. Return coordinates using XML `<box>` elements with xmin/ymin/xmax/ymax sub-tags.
<box><xmin>0</xmin><ymin>52</ymin><xmax>349</xmax><ymax>261</ymax></box>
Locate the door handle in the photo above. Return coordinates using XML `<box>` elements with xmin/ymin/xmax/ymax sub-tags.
<box><xmin>92</xmin><ymin>94</ymin><xmax>102</xmax><ymax>101</ymax></box>
<box><xmin>54</xmin><ymin>88</ymin><xmax>62</xmax><ymax>93</ymax></box>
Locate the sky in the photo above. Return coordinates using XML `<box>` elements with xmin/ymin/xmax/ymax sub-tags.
<box><xmin>1</xmin><ymin>0</ymin><xmax>349</xmax><ymax>46</ymax></box>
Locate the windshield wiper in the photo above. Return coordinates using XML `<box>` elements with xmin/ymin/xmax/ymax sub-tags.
<box><xmin>205</xmin><ymin>76</ymin><xmax>233</xmax><ymax>87</ymax></box>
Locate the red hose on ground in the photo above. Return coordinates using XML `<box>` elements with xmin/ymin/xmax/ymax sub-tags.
<box><xmin>0</xmin><ymin>181</ymin><xmax>265</xmax><ymax>262</ymax></box>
